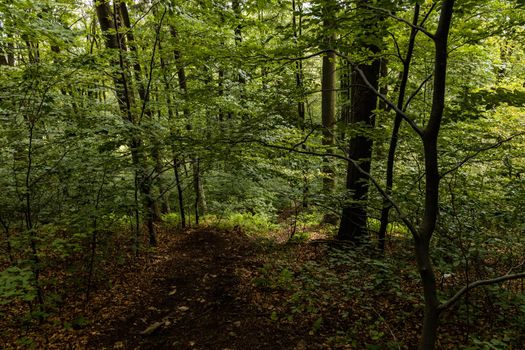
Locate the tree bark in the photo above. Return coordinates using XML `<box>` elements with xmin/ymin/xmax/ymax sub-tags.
<box><xmin>338</xmin><ymin>1</ymin><xmax>382</xmax><ymax>242</ymax></box>
<box><xmin>320</xmin><ymin>0</ymin><xmax>337</xmax><ymax>224</ymax></box>
<box><xmin>95</xmin><ymin>0</ymin><xmax>157</xmax><ymax>246</ymax></box>
<box><xmin>415</xmin><ymin>1</ymin><xmax>455</xmax><ymax>349</ymax></box>
<box><xmin>169</xmin><ymin>25</ymin><xmax>206</xmax><ymax>221</ymax></box>
<box><xmin>378</xmin><ymin>4</ymin><xmax>420</xmax><ymax>252</ymax></box>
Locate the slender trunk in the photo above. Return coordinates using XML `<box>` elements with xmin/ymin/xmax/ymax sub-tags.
<box><xmin>320</xmin><ymin>0</ymin><xmax>337</xmax><ymax>224</ymax></box>
<box><xmin>133</xmin><ymin>173</ymin><xmax>140</xmax><ymax>255</ymax></box>
<box><xmin>292</xmin><ymin>0</ymin><xmax>308</xmax><ymax>208</ymax></box>
<box><xmin>192</xmin><ymin>157</ymin><xmax>206</xmax><ymax>224</ymax></box>
<box><xmin>85</xmin><ymin>170</ymin><xmax>107</xmax><ymax>302</ymax></box>
<box><xmin>218</xmin><ymin>68</ymin><xmax>225</xmax><ymax>121</ymax></box>
<box><xmin>24</xmin><ymin>124</ymin><xmax>44</xmax><ymax>306</ymax></box>
<box><xmin>378</xmin><ymin>58</ymin><xmax>389</xmax><ymax>111</ymax></box>
<box><xmin>153</xmin><ymin>143</ymin><xmax>170</xmax><ymax>214</ymax></box>
<box><xmin>170</xmin><ymin>25</ymin><xmax>206</xmax><ymax>219</ymax></box>
<box><xmin>292</xmin><ymin>0</ymin><xmax>305</xmax><ymax>123</ymax></box>
<box><xmin>121</xmin><ymin>1</ymin><xmax>163</xmax><ymax>224</ymax></box>
<box><xmin>415</xmin><ymin>237</ymin><xmax>440</xmax><ymax>350</ymax></box>
<box><xmin>0</xmin><ymin>219</ymin><xmax>13</xmax><ymax>263</ymax></box>
<box><xmin>415</xmin><ymin>2</ymin><xmax>455</xmax><ymax>349</ymax></box>
<box><xmin>232</xmin><ymin>0</ymin><xmax>246</xmax><ymax>86</ymax></box>
<box><xmin>378</xmin><ymin>4</ymin><xmax>420</xmax><ymax>252</ymax></box>
<box><xmin>174</xmin><ymin>157</ymin><xmax>186</xmax><ymax>229</ymax></box>
<box><xmin>193</xmin><ymin>158</ymin><xmax>200</xmax><ymax>225</ymax></box>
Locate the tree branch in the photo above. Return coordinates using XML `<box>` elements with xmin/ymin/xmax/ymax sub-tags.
<box><xmin>333</xmin><ymin>51</ymin><xmax>424</xmax><ymax>138</ymax></box>
<box><xmin>364</xmin><ymin>4</ymin><xmax>435</xmax><ymax>40</ymax></box>
<box><xmin>404</xmin><ymin>73</ymin><xmax>433</xmax><ymax>111</ymax></box>
<box><xmin>439</xmin><ymin>272</ymin><xmax>525</xmax><ymax>311</ymax></box>
<box><xmin>440</xmin><ymin>132</ymin><xmax>525</xmax><ymax>179</ymax></box>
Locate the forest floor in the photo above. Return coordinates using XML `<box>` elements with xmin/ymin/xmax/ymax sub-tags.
<box><xmin>4</xmin><ymin>227</ymin><xmax>328</xmax><ymax>349</ymax></box>
<box><xmin>2</xmin><ymin>225</ymin><xmax>522</xmax><ymax>349</ymax></box>
<box><xmin>85</xmin><ymin>227</ymin><xmax>318</xmax><ymax>350</ymax></box>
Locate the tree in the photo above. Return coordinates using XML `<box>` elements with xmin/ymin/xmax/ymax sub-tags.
<box><xmin>320</xmin><ymin>0</ymin><xmax>338</xmax><ymax>224</ymax></box>
<box><xmin>94</xmin><ymin>0</ymin><xmax>158</xmax><ymax>246</ymax></box>
<box><xmin>337</xmin><ymin>1</ymin><xmax>383</xmax><ymax>242</ymax></box>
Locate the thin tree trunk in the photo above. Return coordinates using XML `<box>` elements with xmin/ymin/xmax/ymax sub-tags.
<box><xmin>24</xmin><ymin>124</ymin><xmax>44</xmax><ymax>306</ymax></box>
<box><xmin>174</xmin><ymin>157</ymin><xmax>186</xmax><ymax>229</ymax></box>
<box><xmin>292</xmin><ymin>0</ymin><xmax>309</xmax><ymax>208</ymax></box>
<box><xmin>85</xmin><ymin>168</ymin><xmax>107</xmax><ymax>302</ymax></box>
<box><xmin>0</xmin><ymin>218</ymin><xmax>13</xmax><ymax>263</ymax></box>
<box><xmin>415</xmin><ymin>1</ymin><xmax>455</xmax><ymax>349</ymax></box>
<box><xmin>378</xmin><ymin>58</ymin><xmax>389</xmax><ymax>111</ymax></box>
<box><xmin>378</xmin><ymin>4</ymin><xmax>420</xmax><ymax>252</ymax></box>
<box><xmin>170</xmin><ymin>25</ymin><xmax>206</xmax><ymax>220</ymax></box>
<box><xmin>321</xmin><ymin>0</ymin><xmax>337</xmax><ymax>224</ymax></box>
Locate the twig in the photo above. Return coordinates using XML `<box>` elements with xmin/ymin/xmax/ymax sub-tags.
<box><xmin>404</xmin><ymin>74</ymin><xmax>433</xmax><ymax>111</ymax></box>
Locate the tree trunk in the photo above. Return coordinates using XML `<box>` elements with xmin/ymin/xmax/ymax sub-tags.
<box><xmin>170</xmin><ymin>25</ymin><xmax>206</xmax><ymax>221</ymax></box>
<box><xmin>415</xmin><ymin>1</ymin><xmax>455</xmax><ymax>349</ymax></box>
<box><xmin>292</xmin><ymin>0</ymin><xmax>308</xmax><ymax>208</ymax></box>
<box><xmin>173</xmin><ymin>157</ymin><xmax>186</xmax><ymax>228</ymax></box>
<box><xmin>94</xmin><ymin>0</ymin><xmax>157</xmax><ymax>246</ymax></box>
<box><xmin>320</xmin><ymin>0</ymin><xmax>337</xmax><ymax>224</ymax></box>
<box><xmin>338</xmin><ymin>2</ymin><xmax>382</xmax><ymax>242</ymax></box>
<box><xmin>416</xmin><ymin>237</ymin><xmax>440</xmax><ymax>350</ymax></box>
<box><xmin>378</xmin><ymin>4</ymin><xmax>420</xmax><ymax>252</ymax></box>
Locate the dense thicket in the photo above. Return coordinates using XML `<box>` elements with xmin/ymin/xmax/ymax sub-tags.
<box><xmin>1</xmin><ymin>0</ymin><xmax>524</xmax><ymax>349</ymax></box>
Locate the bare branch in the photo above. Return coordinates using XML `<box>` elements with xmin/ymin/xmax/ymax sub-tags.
<box><xmin>439</xmin><ymin>272</ymin><xmax>525</xmax><ymax>311</ymax></box>
<box><xmin>440</xmin><ymin>132</ymin><xmax>525</xmax><ymax>179</ymax></box>
<box><xmin>364</xmin><ymin>4</ymin><xmax>435</xmax><ymax>40</ymax></box>
<box><xmin>419</xmin><ymin>2</ymin><xmax>438</xmax><ymax>27</ymax></box>
<box><xmin>388</xmin><ymin>30</ymin><xmax>404</xmax><ymax>63</ymax></box>
<box><xmin>333</xmin><ymin>51</ymin><xmax>424</xmax><ymax>138</ymax></box>
<box><xmin>404</xmin><ymin>74</ymin><xmax>433</xmax><ymax>111</ymax></box>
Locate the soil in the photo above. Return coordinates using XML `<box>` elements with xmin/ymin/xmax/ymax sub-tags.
<box><xmin>86</xmin><ymin>228</ymin><xmax>314</xmax><ymax>350</ymax></box>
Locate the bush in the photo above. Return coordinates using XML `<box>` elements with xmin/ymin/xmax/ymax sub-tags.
<box><xmin>204</xmin><ymin>212</ymin><xmax>278</xmax><ymax>234</ymax></box>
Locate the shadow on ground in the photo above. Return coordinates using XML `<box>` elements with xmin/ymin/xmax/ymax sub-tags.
<box><xmin>87</xmin><ymin>228</ymin><xmax>308</xmax><ymax>350</ymax></box>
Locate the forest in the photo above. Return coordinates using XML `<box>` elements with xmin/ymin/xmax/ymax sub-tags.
<box><xmin>0</xmin><ymin>0</ymin><xmax>524</xmax><ymax>349</ymax></box>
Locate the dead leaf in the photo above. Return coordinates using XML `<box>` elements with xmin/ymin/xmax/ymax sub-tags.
<box><xmin>140</xmin><ymin>321</ymin><xmax>163</xmax><ymax>335</ymax></box>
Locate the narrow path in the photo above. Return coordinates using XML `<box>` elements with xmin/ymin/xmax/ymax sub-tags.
<box><xmin>88</xmin><ymin>228</ymin><xmax>303</xmax><ymax>350</ymax></box>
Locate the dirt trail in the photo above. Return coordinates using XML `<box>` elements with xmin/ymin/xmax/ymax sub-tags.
<box><xmin>87</xmin><ymin>228</ymin><xmax>306</xmax><ymax>350</ymax></box>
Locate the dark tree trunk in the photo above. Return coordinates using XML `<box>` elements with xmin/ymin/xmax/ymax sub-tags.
<box><xmin>338</xmin><ymin>1</ymin><xmax>382</xmax><ymax>241</ymax></box>
<box><xmin>321</xmin><ymin>50</ymin><xmax>336</xmax><ymax>193</ymax></box>
<box><xmin>292</xmin><ymin>0</ymin><xmax>305</xmax><ymax>124</ymax></box>
<box><xmin>337</xmin><ymin>60</ymin><xmax>380</xmax><ymax>242</ymax></box>
<box><xmin>170</xmin><ymin>25</ymin><xmax>206</xmax><ymax>220</ymax></box>
<box><xmin>415</xmin><ymin>1</ymin><xmax>455</xmax><ymax>349</ymax></box>
<box><xmin>95</xmin><ymin>0</ymin><xmax>157</xmax><ymax>246</ymax></box>
<box><xmin>378</xmin><ymin>4</ymin><xmax>420</xmax><ymax>252</ymax></box>
<box><xmin>173</xmin><ymin>157</ymin><xmax>186</xmax><ymax>228</ymax></box>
